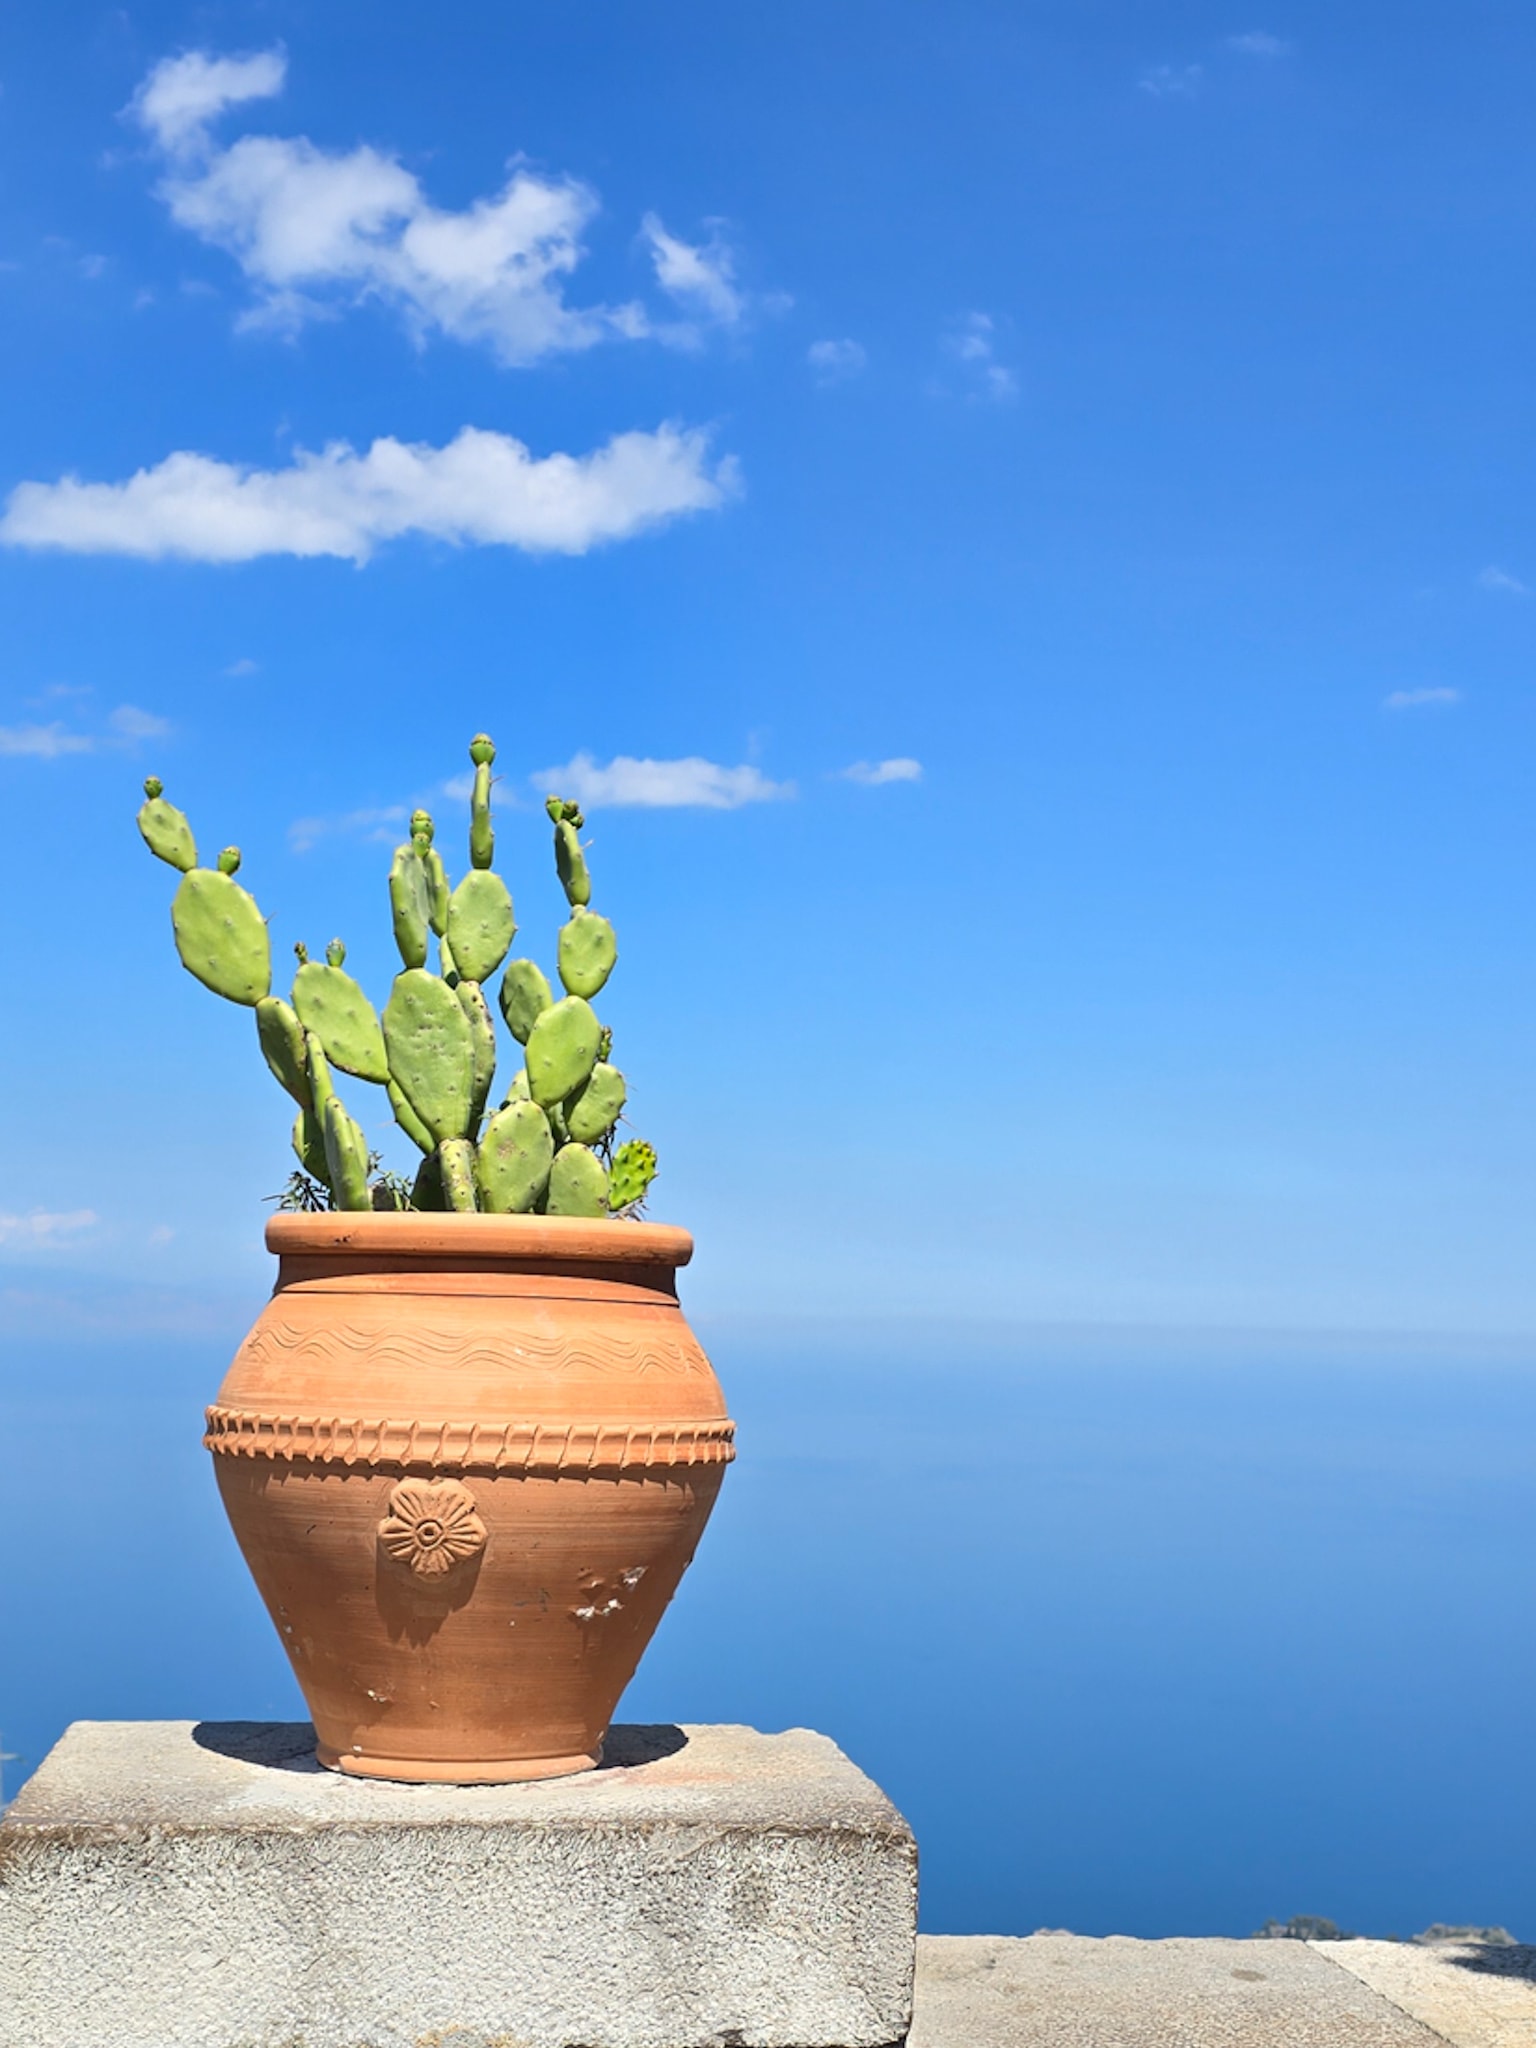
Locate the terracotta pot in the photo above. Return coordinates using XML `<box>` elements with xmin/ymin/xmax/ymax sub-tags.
<box><xmin>206</xmin><ymin>1214</ymin><xmax>733</xmax><ymax>1784</ymax></box>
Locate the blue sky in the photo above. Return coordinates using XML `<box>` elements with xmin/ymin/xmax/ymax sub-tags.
<box><xmin>2</xmin><ymin>1</ymin><xmax>1535</xmax><ymax>1340</ymax></box>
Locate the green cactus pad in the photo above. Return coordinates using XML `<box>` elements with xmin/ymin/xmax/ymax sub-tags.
<box><xmin>171</xmin><ymin>868</ymin><xmax>271</xmax><ymax>1006</ymax></box>
<box><xmin>292</xmin><ymin>1106</ymin><xmax>330</xmax><ymax>1185</ymax></box>
<box><xmin>456</xmin><ymin>979</ymin><xmax>498</xmax><ymax>1133</ymax></box>
<box><xmin>292</xmin><ymin>958</ymin><xmax>389</xmax><ymax>1084</ymax></box>
<box><xmin>387</xmin><ymin>1078</ymin><xmax>434</xmax><ymax>1155</ymax></box>
<box><xmin>382</xmin><ymin>968</ymin><xmax>474</xmax><ymax>1143</ymax></box>
<box><xmin>437</xmin><ymin>1137</ymin><xmax>480</xmax><ymax>1212</ymax></box>
<box><xmin>546</xmin><ymin>1142</ymin><xmax>610</xmax><ymax>1217</ymax></box>
<box><xmin>476</xmin><ymin>1099</ymin><xmax>555</xmax><ymax>1214</ymax></box>
<box><xmin>447</xmin><ymin>870</ymin><xmax>516</xmax><ymax>985</ymax></box>
<box><xmin>410</xmin><ymin>1150</ymin><xmax>444</xmax><ymax>1212</ymax></box>
<box><xmin>565</xmin><ymin>1060</ymin><xmax>627</xmax><ymax>1145</ymax></box>
<box><xmin>424</xmin><ymin>847</ymin><xmax>450</xmax><ymax>936</ymax></box>
<box><xmin>553</xmin><ymin>817</ymin><xmax>591</xmax><ymax>907</ymax></box>
<box><xmin>607</xmin><ymin>1137</ymin><xmax>658</xmax><ymax>1212</ymax></box>
<box><xmin>524</xmin><ymin>995</ymin><xmax>602</xmax><ymax>1108</ymax></box>
<box><xmin>137</xmin><ymin>780</ymin><xmax>197</xmax><ymax>872</ymax></box>
<box><xmin>256</xmin><ymin>996</ymin><xmax>311</xmax><ymax>1110</ymax></box>
<box><xmin>498</xmin><ymin>958</ymin><xmax>554</xmax><ymax>1045</ymax></box>
<box><xmin>557</xmin><ymin>908</ymin><xmax>617</xmax><ymax>1000</ymax></box>
<box><xmin>322</xmin><ymin>1094</ymin><xmax>372</xmax><ymax>1211</ymax></box>
<box><xmin>501</xmin><ymin>1065</ymin><xmax>531</xmax><ymax>1106</ymax></box>
<box><xmin>469</xmin><ymin>734</ymin><xmax>496</xmax><ymax>870</ymax></box>
<box><xmin>388</xmin><ymin>842</ymin><xmax>431</xmax><ymax>969</ymax></box>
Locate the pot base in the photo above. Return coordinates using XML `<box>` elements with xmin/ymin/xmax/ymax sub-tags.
<box><xmin>317</xmin><ymin>1743</ymin><xmax>600</xmax><ymax>1785</ymax></box>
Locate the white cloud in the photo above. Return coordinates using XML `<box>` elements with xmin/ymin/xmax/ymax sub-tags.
<box><xmin>0</xmin><ymin>423</ymin><xmax>734</xmax><ymax>565</ymax></box>
<box><xmin>942</xmin><ymin>312</ymin><xmax>1017</xmax><ymax>402</ymax></box>
<box><xmin>0</xmin><ymin>1209</ymin><xmax>97</xmax><ymax>1244</ymax></box>
<box><xmin>1478</xmin><ymin>565</ymin><xmax>1529</xmax><ymax>597</ymax></box>
<box><xmin>130</xmin><ymin>46</ymin><xmax>646</xmax><ymax>364</ymax></box>
<box><xmin>808</xmin><ymin>338</ymin><xmax>867</xmax><ymax>385</ymax></box>
<box><xmin>131</xmin><ymin>48</ymin><xmax>286</xmax><ymax>154</ymax></box>
<box><xmin>224</xmin><ymin>656</ymin><xmax>259</xmax><ymax>676</ymax></box>
<box><xmin>1227</xmin><ymin>32</ymin><xmax>1289</xmax><ymax>57</ymax></box>
<box><xmin>840</xmin><ymin>757</ymin><xmax>922</xmax><ymax>786</ymax></box>
<box><xmin>1139</xmin><ymin>63</ymin><xmax>1204</xmax><ymax>97</ymax></box>
<box><xmin>642</xmin><ymin>213</ymin><xmax>745</xmax><ymax>330</ymax></box>
<box><xmin>1383</xmin><ymin>687</ymin><xmax>1461</xmax><ymax>710</ymax></box>
<box><xmin>0</xmin><ymin>705</ymin><xmax>168</xmax><ymax>757</ymax></box>
<box><xmin>289</xmin><ymin>804</ymin><xmax>408</xmax><ymax>854</ymax></box>
<box><xmin>534</xmin><ymin>751</ymin><xmax>794</xmax><ymax>810</ymax></box>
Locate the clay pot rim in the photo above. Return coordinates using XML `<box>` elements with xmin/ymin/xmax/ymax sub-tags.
<box><xmin>265</xmin><ymin>1212</ymin><xmax>693</xmax><ymax>1267</ymax></box>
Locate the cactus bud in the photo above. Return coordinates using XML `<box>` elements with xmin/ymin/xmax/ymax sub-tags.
<box><xmin>143</xmin><ymin>776</ymin><xmax>163</xmax><ymax>799</ymax></box>
<box><xmin>469</xmin><ymin>734</ymin><xmax>496</xmax><ymax>767</ymax></box>
<box><xmin>410</xmin><ymin>809</ymin><xmax>435</xmax><ymax>845</ymax></box>
<box><xmin>597</xmin><ymin>1026</ymin><xmax>613</xmax><ymax>1062</ymax></box>
<box><xmin>325</xmin><ymin>938</ymin><xmax>346</xmax><ymax>968</ymax></box>
<box><xmin>294</xmin><ymin>941</ymin><xmax>309</xmax><ymax>965</ymax></box>
<box><xmin>217</xmin><ymin>847</ymin><xmax>241</xmax><ymax>875</ymax></box>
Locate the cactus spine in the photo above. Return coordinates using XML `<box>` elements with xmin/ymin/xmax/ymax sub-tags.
<box><xmin>140</xmin><ymin>744</ymin><xmax>661</xmax><ymax>1215</ymax></box>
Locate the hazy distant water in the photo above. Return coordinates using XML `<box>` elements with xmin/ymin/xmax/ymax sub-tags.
<box><xmin>4</xmin><ymin>1316</ymin><xmax>1534</xmax><ymax>1939</ymax></box>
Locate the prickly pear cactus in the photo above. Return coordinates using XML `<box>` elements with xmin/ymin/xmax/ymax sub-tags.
<box><xmin>139</xmin><ymin>738</ymin><xmax>665</xmax><ymax>1216</ymax></box>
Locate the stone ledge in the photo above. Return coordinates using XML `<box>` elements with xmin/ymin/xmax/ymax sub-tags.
<box><xmin>0</xmin><ymin>1720</ymin><xmax>917</xmax><ymax>2048</ymax></box>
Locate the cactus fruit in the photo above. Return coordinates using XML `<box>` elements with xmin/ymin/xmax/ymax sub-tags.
<box><xmin>389</xmin><ymin>840</ymin><xmax>432</xmax><ymax>969</ymax></box>
<box><xmin>457</xmin><ymin>979</ymin><xmax>497</xmax><ymax>1133</ymax></box>
<box><xmin>292</xmin><ymin>943</ymin><xmax>389</xmax><ymax>1083</ymax></box>
<box><xmin>546</xmin><ymin>1142</ymin><xmax>610</xmax><ymax>1216</ymax></box>
<box><xmin>437</xmin><ymin>1137</ymin><xmax>480</xmax><ymax>1213</ymax></box>
<box><xmin>382</xmin><ymin>969</ymin><xmax>475</xmax><ymax>1144</ymax></box>
<box><xmin>137</xmin><ymin>779</ymin><xmax>197</xmax><ymax>871</ymax></box>
<box><xmin>499</xmin><ymin>958</ymin><xmax>553</xmax><ymax>1044</ymax></box>
<box><xmin>469</xmin><ymin>735</ymin><xmax>496</xmax><ymax>870</ymax></box>
<box><xmin>565</xmin><ymin>1061</ymin><xmax>627</xmax><ymax>1145</ymax></box>
<box><xmin>141</xmin><ymin>733</ymin><xmax>664</xmax><ymax>1218</ymax></box>
<box><xmin>524</xmin><ymin>995</ymin><xmax>602</xmax><ymax>1108</ymax></box>
<box><xmin>256</xmin><ymin>996</ymin><xmax>311</xmax><ymax>1109</ymax></box>
<box><xmin>447</xmin><ymin>870</ymin><xmax>515</xmax><ymax>985</ymax></box>
<box><xmin>476</xmin><ymin>1100</ymin><xmax>555</xmax><ymax>1213</ymax></box>
<box><xmin>607</xmin><ymin>1138</ymin><xmax>658</xmax><ymax>1213</ymax></box>
<box><xmin>387</xmin><ymin>1078</ymin><xmax>434</xmax><ymax>1155</ymax></box>
<box><xmin>557</xmin><ymin>908</ymin><xmax>617</xmax><ymax>1000</ymax></box>
<box><xmin>172</xmin><ymin>864</ymin><xmax>271</xmax><ymax>1006</ymax></box>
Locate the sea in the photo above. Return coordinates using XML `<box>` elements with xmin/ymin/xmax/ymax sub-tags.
<box><xmin>4</xmin><ymin>1315</ymin><xmax>1534</xmax><ymax>1939</ymax></box>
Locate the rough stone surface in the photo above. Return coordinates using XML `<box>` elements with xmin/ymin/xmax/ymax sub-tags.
<box><xmin>909</xmin><ymin>1934</ymin><xmax>1453</xmax><ymax>2047</ymax></box>
<box><xmin>0</xmin><ymin>1719</ymin><xmax>917</xmax><ymax>2048</ymax></box>
<box><xmin>1316</xmin><ymin>1937</ymin><xmax>1536</xmax><ymax>2048</ymax></box>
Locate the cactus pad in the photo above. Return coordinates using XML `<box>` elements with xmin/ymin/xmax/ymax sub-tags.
<box><xmin>524</xmin><ymin>995</ymin><xmax>602</xmax><ymax>1108</ymax></box>
<box><xmin>437</xmin><ymin>1137</ymin><xmax>480</xmax><ymax>1213</ymax></box>
<box><xmin>502</xmin><ymin>1065</ymin><xmax>531</xmax><ymax>1105</ymax></box>
<box><xmin>469</xmin><ymin>734</ymin><xmax>496</xmax><ymax>871</ymax></box>
<box><xmin>476</xmin><ymin>1099</ymin><xmax>555</xmax><ymax>1214</ymax></box>
<box><xmin>172</xmin><ymin>868</ymin><xmax>271</xmax><ymax>1006</ymax></box>
<box><xmin>545</xmin><ymin>1141</ymin><xmax>610</xmax><ymax>1217</ymax></box>
<box><xmin>498</xmin><ymin>958</ymin><xmax>553</xmax><ymax>1044</ymax></box>
<box><xmin>322</xmin><ymin>1094</ymin><xmax>372</xmax><ymax>1211</ymax></box>
<box><xmin>565</xmin><ymin>1060</ymin><xmax>627</xmax><ymax>1145</ymax></box>
<box><xmin>456</xmin><ymin>978</ymin><xmax>498</xmax><ymax>1133</ymax></box>
<box><xmin>388</xmin><ymin>842</ymin><xmax>432</xmax><ymax>970</ymax></box>
<box><xmin>557</xmin><ymin>908</ymin><xmax>617</xmax><ymax>999</ymax></box>
<box><xmin>382</xmin><ymin>968</ymin><xmax>474</xmax><ymax>1143</ymax></box>
<box><xmin>553</xmin><ymin>817</ymin><xmax>591</xmax><ymax>907</ymax></box>
<box><xmin>292</xmin><ymin>956</ymin><xmax>388</xmax><ymax>1084</ymax></box>
<box><xmin>447</xmin><ymin>870</ymin><xmax>516</xmax><ymax>985</ymax></box>
<box><xmin>291</xmin><ymin>1106</ymin><xmax>330</xmax><ymax>1185</ymax></box>
<box><xmin>256</xmin><ymin>997</ymin><xmax>311</xmax><ymax>1109</ymax></box>
<box><xmin>607</xmin><ymin>1138</ymin><xmax>658</xmax><ymax>1212</ymax></box>
<box><xmin>387</xmin><ymin>1078</ymin><xmax>434</xmax><ymax>1155</ymax></box>
<box><xmin>137</xmin><ymin>780</ymin><xmax>197</xmax><ymax>872</ymax></box>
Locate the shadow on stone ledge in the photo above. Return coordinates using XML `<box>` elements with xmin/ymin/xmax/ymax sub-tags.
<box><xmin>191</xmin><ymin>1720</ymin><xmax>690</xmax><ymax>1775</ymax></box>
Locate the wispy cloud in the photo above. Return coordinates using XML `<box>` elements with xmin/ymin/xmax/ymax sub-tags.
<box><xmin>1139</xmin><ymin>63</ymin><xmax>1204</xmax><ymax>97</ymax></box>
<box><xmin>289</xmin><ymin>804</ymin><xmax>409</xmax><ymax>854</ymax></box>
<box><xmin>1478</xmin><ymin>565</ymin><xmax>1529</xmax><ymax>597</ymax></box>
<box><xmin>0</xmin><ymin>424</ymin><xmax>735</xmax><ymax>565</ymax></box>
<box><xmin>0</xmin><ymin>1209</ymin><xmax>97</xmax><ymax>1245</ymax></box>
<box><xmin>1383</xmin><ymin>687</ymin><xmax>1461</xmax><ymax>711</ymax></box>
<box><xmin>941</xmin><ymin>312</ymin><xmax>1017</xmax><ymax>402</ymax></box>
<box><xmin>131</xmin><ymin>47</ymin><xmax>287</xmax><ymax>152</ymax></box>
<box><xmin>1227</xmin><ymin>32</ymin><xmax>1290</xmax><ymax>57</ymax></box>
<box><xmin>808</xmin><ymin>338</ymin><xmax>867</xmax><ymax>386</ymax></box>
<box><xmin>224</xmin><ymin>656</ymin><xmax>259</xmax><ymax>676</ymax></box>
<box><xmin>0</xmin><ymin>704</ymin><xmax>169</xmax><ymax>757</ymax></box>
<box><xmin>534</xmin><ymin>751</ymin><xmax>794</xmax><ymax>810</ymax></box>
<box><xmin>840</xmin><ymin>757</ymin><xmax>922</xmax><ymax>786</ymax></box>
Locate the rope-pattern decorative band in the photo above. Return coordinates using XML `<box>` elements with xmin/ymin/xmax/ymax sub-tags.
<box><xmin>204</xmin><ymin>1405</ymin><xmax>736</xmax><ymax>1474</ymax></box>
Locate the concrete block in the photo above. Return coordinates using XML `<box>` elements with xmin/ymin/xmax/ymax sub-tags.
<box><xmin>0</xmin><ymin>1720</ymin><xmax>917</xmax><ymax>2048</ymax></box>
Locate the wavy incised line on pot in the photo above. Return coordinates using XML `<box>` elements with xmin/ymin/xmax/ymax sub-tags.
<box><xmin>204</xmin><ymin>1405</ymin><xmax>737</xmax><ymax>1473</ymax></box>
<box><xmin>234</xmin><ymin>1320</ymin><xmax>709</xmax><ymax>1379</ymax></box>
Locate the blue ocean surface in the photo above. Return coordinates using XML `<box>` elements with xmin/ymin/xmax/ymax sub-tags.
<box><xmin>4</xmin><ymin>1314</ymin><xmax>1534</xmax><ymax>1940</ymax></box>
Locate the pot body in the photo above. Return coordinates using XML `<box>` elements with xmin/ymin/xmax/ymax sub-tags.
<box><xmin>207</xmin><ymin>1214</ymin><xmax>733</xmax><ymax>1783</ymax></box>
